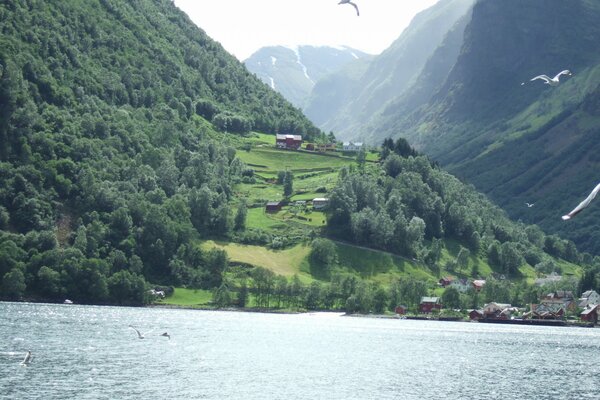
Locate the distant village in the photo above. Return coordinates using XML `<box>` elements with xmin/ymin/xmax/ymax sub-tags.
<box><xmin>266</xmin><ymin>135</ymin><xmax>599</xmax><ymax>327</ymax></box>
<box><xmin>404</xmin><ymin>276</ymin><xmax>599</xmax><ymax>326</ymax></box>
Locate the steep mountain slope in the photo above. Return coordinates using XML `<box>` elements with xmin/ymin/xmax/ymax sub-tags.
<box><xmin>244</xmin><ymin>45</ymin><xmax>370</xmax><ymax>109</ymax></box>
<box><xmin>0</xmin><ymin>0</ymin><xmax>320</xmax><ymax>304</ymax></box>
<box><xmin>370</xmin><ymin>0</ymin><xmax>600</xmax><ymax>253</ymax></box>
<box><xmin>304</xmin><ymin>0</ymin><xmax>475</xmax><ymax>140</ymax></box>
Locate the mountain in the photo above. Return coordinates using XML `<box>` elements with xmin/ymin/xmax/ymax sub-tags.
<box><xmin>244</xmin><ymin>45</ymin><xmax>370</xmax><ymax>109</ymax></box>
<box><xmin>368</xmin><ymin>0</ymin><xmax>600</xmax><ymax>253</ymax></box>
<box><xmin>0</xmin><ymin>0</ymin><xmax>320</xmax><ymax>304</ymax></box>
<box><xmin>304</xmin><ymin>0</ymin><xmax>475</xmax><ymax>140</ymax></box>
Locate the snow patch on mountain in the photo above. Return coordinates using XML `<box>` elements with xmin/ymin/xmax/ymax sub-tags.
<box><xmin>289</xmin><ymin>45</ymin><xmax>314</xmax><ymax>84</ymax></box>
<box><xmin>270</xmin><ymin>56</ymin><xmax>277</xmax><ymax>66</ymax></box>
<box><xmin>268</xmin><ymin>76</ymin><xmax>275</xmax><ymax>89</ymax></box>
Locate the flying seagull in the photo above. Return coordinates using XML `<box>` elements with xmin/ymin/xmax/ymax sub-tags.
<box><xmin>160</xmin><ymin>332</ymin><xmax>170</xmax><ymax>340</ymax></box>
<box><xmin>525</xmin><ymin>202</ymin><xmax>535</xmax><ymax>208</ymax></box>
<box><xmin>562</xmin><ymin>182</ymin><xmax>600</xmax><ymax>220</ymax></box>
<box><xmin>338</xmin><ymin>0</ymin><xmax>359</xmax><ymax>16</ymax></box>
<box><xmin>529</xmin><ymin>70</ymin><xmax>572</xmax><ymax>86</ymax></box>
<box><xmin>21</xmin><ymin>351</ymin><xmax>33</xmax><ymax>366</ymax></box>
<box><xmin>129</xmin><ymin>325</ymin><xmax>151</xmax><ymax>339</ymax></box>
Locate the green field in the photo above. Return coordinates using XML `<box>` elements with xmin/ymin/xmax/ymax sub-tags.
<box><xmin>157</xmin><ymin>288</ymin><xmax>213</xmax><ymax>307</ymax></box>
<box><xmin>202</xmin><ymin>240</ymin><xmax>313</xmax><ymax>281</ymax></box>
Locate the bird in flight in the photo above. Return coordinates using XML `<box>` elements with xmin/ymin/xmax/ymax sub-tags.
<box><xmin>338</xmin><ymin>0</ymin><xmax>359</xmax><ymax>16</ymax></box>
<box><xmin>129</xmin><ymin>325</ymin><xmax>151</xmax><ymax>339</ymax></box>
<box><xmin>528</xmin><ymin>70</ymin><xmax>572</xmax><ymax>86</ymax></box>
<box><xmin>21</xmin><ymin>351</ymin><xmax>33</xmax><ymax>366</ymax></box>
<box><xmin>160</xmin><ymin>332</ymin><xmax>170</xmax><ymax>340</ymax></box>
<box><xmin>562</xmin><ymin>182</ymin><xmax>600</xmax><ymax>220</ymax></box>
<box><xmin>525</xmin><ymin>202</ymin><xmax>534</xmax><ymax>208</ymax></box>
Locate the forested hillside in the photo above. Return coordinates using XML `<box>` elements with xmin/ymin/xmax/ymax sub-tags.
<box><xmin>367</xmin><ymin>0</ymin><xmax>600</xmax><ymax>254</ymax></box>
<box><xmin>0</xmin><ymin>0</ymin><xmax>319</xmax><ymax>304</ymax></box>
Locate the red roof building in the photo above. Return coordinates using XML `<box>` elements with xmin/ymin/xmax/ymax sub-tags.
<box><xmin>276</xmin><ymin>134</ymin><xmax>303</xmax><ymax>150</ymax></box>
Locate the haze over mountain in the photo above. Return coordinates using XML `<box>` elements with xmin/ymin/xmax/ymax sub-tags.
<box><xmin>303</xmin><ymin>0</ymin><xmax>475</xmax><ymax>140</ymax></box>
<box><xmin>244</xmin><ymin>45</ymin><xmax>371</xmax><ymax>109</ymax></box>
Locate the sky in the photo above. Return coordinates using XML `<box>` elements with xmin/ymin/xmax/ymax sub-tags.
<box><xmin>173</xmin><ymin>0</ymin><xmax>439</xmax><ymax>61</ymax></box>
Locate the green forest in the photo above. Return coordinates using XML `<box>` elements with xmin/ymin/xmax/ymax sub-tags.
<box><xmin>2</xmin><ymin>0</ymin><xmax>600</xmax><ymax>312</ymax></box>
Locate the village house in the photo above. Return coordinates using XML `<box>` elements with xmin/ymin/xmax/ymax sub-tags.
<box><xmin>469</xmin><ymin>309</ymin><xmax>484</xmax><ymax>320</ymax></box>
<box><xmin>419</xmin><ymin>297</ymin><xmax>442</xmax><ymax>313</ymax></box>
<box><xmin>472</xmin><ymin>279</ymin><xmax>486</xmax><ymax>292</ymax></box>
<box><xmin>394</xmin><ymin>305</ymin><xmax>408</xmax><ymax>315</ymax></box>
<box><xmin>541</xmin><ymin>290</ymin><xmax>576</xmax><ymax>312</ymax></box>
<box><xmin>342</xmin><ymin>141</ymin><xmax>363</xmax><ymax>152</ymax></box>
<box><xmin>482</xmin><ymin>302</ymin><xmax>513</xmax><ymax>319</ymax></box>
<box><xmin>276</xmin><ymin>134</ymin><xmax>303</xmax><ymax>150</ymax></box>
<box><xmin>312</xmin><ymin>198</ymin><xmax>329</xmax><ymax>210</ymax></box>
<box><xmin>525</xmin><ymin>303</ymin><xmax>565</xmax><ymax>320</ymax></box>
<box><xmin>580</xmin><ymin>305</ymin><xmax>599</xmax><ymax>324</ymax></box>
<box><xmin>265</xmin><ymin>201</ymin><xmax>282</xmax><ymax>213</ymax></box>
<box><xmin>578</xmin><ymin>290</ymin><xmax>600</xmax><ymax>308</ymax></box>
<box><xmin>438</xmin><ymin>276</ymin><xmax>453</xmax><ymax>287</ymax></box>
<box><xmin>450</xmin><ymin>278</ymin><xmax>471</xmax><ymax>293</ymax></box>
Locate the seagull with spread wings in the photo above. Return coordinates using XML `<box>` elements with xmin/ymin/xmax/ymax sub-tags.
<box><xmin>529</xmin><ymin>69</ymin><xmax>572</xmax><ymax>86</ymax></box>
<box><xmin>562</xmin><ymin>182</ymin><xmax>600</xmax><ymax>220</ymax></box>
<box><xmin>338</xmin><ymin>0</ymin><xmax>359</xmax><ymax>16</ymax></box>
<box><xmin>129</xmin><ymin>325</ymin><xmax>152</xmax><ymax>339</ymax></box>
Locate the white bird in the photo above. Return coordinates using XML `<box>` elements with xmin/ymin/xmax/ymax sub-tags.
<box><xmin>129</xmin><ymin>325</ymin><xmax>151</xmax><ymax>339</ymax></box>
<box><xmin>21</xmin><ymin>351</ymin><xmax>33</xmax><ymax>366</ymax></box>
<box><xmin>338</xmin><ymin>0</ymin><xmax>359</xmax><ymax>16</ymax></box>
<box><xmin>562</xmin><ymin>182</ymin><xmax>600</xmax><ymax>220</ymax></box>
<box><xmin>529</xmin><ymin>70</ymin><xmax>572</xmax><ymax>86</ymax></box>
<box><xmin>525</xmin><ymin>202</ymin><xmax>535</xmax><ymax>208</ymax></box>
<box><xmin>160</xmin><ymin>332</ymin><xmax>170</xmax><ymax>340</ymax></box>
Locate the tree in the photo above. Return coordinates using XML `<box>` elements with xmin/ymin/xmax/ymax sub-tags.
<box><xmin>283</xmin><ymin>171</ymin><xmax>293</xmax><ymax>197</ymax></box>
<box><xmin>310</xmin><ymin>238</ymin><xmax>337</xmax><ymax>276</ymax></box>
<box><xmin>234</xmin><ymin>200</ymin><xmax>247</xmax><ymax>231</ymax></box>
<box><xmin>441</xmin><ymin>287</ymin><xmax>460</xmax><ymax>309</ymax></box>
<box><xmin>1</xmin><ymin>268</ymin><xmax>26</xmax><ymax>300</ymax></box>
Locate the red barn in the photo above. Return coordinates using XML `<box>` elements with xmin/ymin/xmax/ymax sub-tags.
<box><xmin>419</xmin><ymin>297</ymin><xmax>441</xmax><ymax>313</ymax></box>
<box><xmin>265</xmin><ymin>201</ymin><xmax>282</xmax><ymax>213</ymax></box>
<box><xmin>394</xmin><ymin>305</ymin><xmax>407</xmax><ymax>315</ymax></box>
<box><xmin>580</xmin><ymin>305</ymin><xmax>598</xmax><ymax>324</ymax></box>
<box><xmin>276</xmin><ymin>134</ymin><xmax>303</xmax><ymax>150</ymax></box>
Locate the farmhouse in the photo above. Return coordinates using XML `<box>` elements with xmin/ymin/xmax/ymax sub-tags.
<box><xmin>419</xmin><ymin>297</ymin><xmax>441</xmax><ymax>313</ymax></box>
<box><xmin>312</xmin><ymin>198</ymin><xmax>329</xmax><ymax>210</ymax></box>
<box><xmin>342</xmin><ymin>141</ymin><xmax>363</xmax><ymax>152</ymax></box>
<box><xmin>265</xmin><ymin>201</ymin><xmax>282</xmax><ymax>213</ymax></box>
<box><xmin>276</xmin><ymin>134</ymin><xmax>303</xmax><ymax>150</ymax></box>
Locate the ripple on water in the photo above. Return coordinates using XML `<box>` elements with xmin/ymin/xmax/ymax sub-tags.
<box><xmin>1</xmin><ymin>303</ymin><xmax>600</xmax><ymax>400</ymax></box>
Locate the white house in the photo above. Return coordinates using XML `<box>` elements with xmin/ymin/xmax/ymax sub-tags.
<box><xmin>342</xmin><ymin>141</ymin><xmax>363</xmax><ymax>152</ymax></box>
<box><xmin>312</xmin><ymin>198</ymin><xmax>329</xmax><ymax>210</ymax></box>
<box><xmin>449</xmin><ymin>279</ymin><xmax>471</xmax><ymax>293</ymax></box>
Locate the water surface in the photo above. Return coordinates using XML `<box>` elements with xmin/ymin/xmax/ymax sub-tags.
<box><xmin>1</xmin><ymin>302</ymin><xmax>598</xmax><ymax>399</ymax></box>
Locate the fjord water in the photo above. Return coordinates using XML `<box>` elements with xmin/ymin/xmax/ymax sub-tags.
<box><xmin>1</xmin><ymin>302</ymin><xmax>599</xmax><ymax>400</ymax></box>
